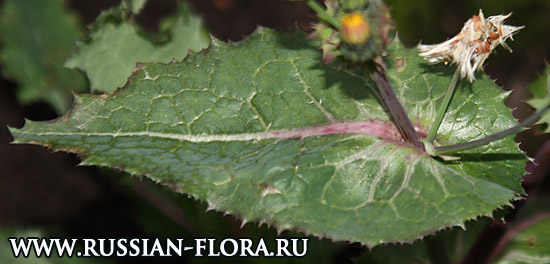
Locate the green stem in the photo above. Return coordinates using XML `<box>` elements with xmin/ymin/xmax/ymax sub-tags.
<box><xmin>305</xmin><ymin>0</ymin><xmax>340</xmax><ymax>29</ymax></box>
<box><xmin>435</xmin><ymin>104</ymin><xmax>550</xmax><ymax>155</ymax></box>
<box><xmin>426</xmin><ymin>68</ymin><xmax>460</xmax><ymax>143</ymax></box>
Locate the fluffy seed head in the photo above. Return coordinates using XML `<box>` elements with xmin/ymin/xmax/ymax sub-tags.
<box><xmin>418</xmin><ymin>10</ymin><xmax>524</xmax><ymax>82</ymax></box>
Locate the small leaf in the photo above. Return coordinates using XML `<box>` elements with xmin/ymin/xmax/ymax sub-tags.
<box><xmin>65</xmin><ymin>2</ymin><xmax>210</xmax><ymax>93</ymax></box>
<box><xmin>493</xmin><ymin>216</ymin><xmax>550</xmax><ymax>264</ymax></box>
<box><xmin>126</xmin><ymin>0</ymin><xmax>147</xmax><ymax>14</ymax></box>
<box><xmin>0</xmin><ymin>0</ymin><xmax>87</xmax><ymax>114</ymax></box>
<box><xmin>526</xmin><ymin>67</ymin><xmax>550</xmax><ymax>134</ymax></box>
<box><xmin>11</xmin><ymin>28</ymin><xmax>526</xmax><ymax>247</ymax></box>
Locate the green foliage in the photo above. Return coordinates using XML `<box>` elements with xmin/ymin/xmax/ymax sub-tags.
<box><xmin>10</xmin><ymin>28</ymin><xmax>526</xmax><ymax>247</ymax></box>
<box><xmin>125</xmin><ymin>0</ymin><xmax>147</xmax><ymax>14</ymax></box>
<box><xmin>493</xmin><ymin>217</ymin><xmax>550</xmax><ymax>264</ymax></box>
<box><xmin>65</xmin><ymin>1</ymin><xmax>210</xmax><ymax>94</ymax></box>
<box><xmin>0</xmin><ymin>0</ymin><xmax>87</xmax><ymax>114</ymax></box>
<box><xmin>527</xmin><ymin>67</ymin><xmax>550</xmax><ymax>134</ymax></box>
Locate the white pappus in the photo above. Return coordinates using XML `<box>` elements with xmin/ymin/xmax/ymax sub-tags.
<box><xmin>418</xmin><ymin>9</ymin><xmax>524</xmax><ymax>82</ymax></box>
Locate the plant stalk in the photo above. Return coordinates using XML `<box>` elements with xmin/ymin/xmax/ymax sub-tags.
<box><xmin>370</xmin><ymin>67</ymin><xmax>424</xmax><ymax>150</ymax></box>
<box><xmin>435</xmin><ymin>104</ymin><xmax>550</xmax><ymax>155</ymax></box>
<box><xmin>305</xmin><ymin>0</ymin><xmax>340</xmax><ymax>29</ymax></box>
<box><xmin>426</xmin><ymin>68</ymin><xmax>461</xmax><ymax>143</ymax></box>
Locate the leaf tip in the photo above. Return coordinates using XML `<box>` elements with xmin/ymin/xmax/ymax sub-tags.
<box><xmin>240</xmin><ymin>219</ymin><xmax>248</xmax><ymax>229</ymax></box>
<box><xmin>7</xmin><ymin>125</ymin><xmax>20</xmax><ymax>143</ymax></box>
<box><xmin>205</xmin><ymin>203</ymin><xmax>216</xmax><ymax>212</ymax></box>
<box><xmin>257</xmin><ymin>220</ymin><xmax>265</xmax><ymax>228</ymax></box>
<box><xmin>210</xmin><ymin>34</ymin><xmax>222</xmax><ymax>47</ymax></box>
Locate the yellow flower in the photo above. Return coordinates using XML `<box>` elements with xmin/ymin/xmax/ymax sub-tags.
<box><xmin>340</xmin><ymin>12</ymin><xmax>371</xmax><ymax>45</ymax></box>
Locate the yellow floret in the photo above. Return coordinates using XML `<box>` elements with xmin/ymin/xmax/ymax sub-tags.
<box><xmin>340</xmin><ymin>12</ymin><xmax>371</xmax><ymax>45</ymax></box>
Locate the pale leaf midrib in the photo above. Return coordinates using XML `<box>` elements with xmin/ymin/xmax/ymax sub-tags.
<box><xmin>15</xmin><ymin>120</ymin><xmax>402</xmax><ymax>142</ymax></box>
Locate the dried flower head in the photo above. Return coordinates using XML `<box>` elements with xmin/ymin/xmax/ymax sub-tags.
<box><xmin>418</xmin><ymin>10</ymin><xmax>524</xmax><ymax>82</ymax></box>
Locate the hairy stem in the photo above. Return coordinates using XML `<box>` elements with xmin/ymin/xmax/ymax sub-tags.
<box><xmin>435</xmin><ymin>104</ymin><xmax>550</xmax><ymax>155</ymax></box>
<box><xmin>370</xmin><ymin>67</ymin><xmax>424</xmax><ymax>150</ymax></box>
<box><xmin>305</xmin><ymin>0</ymin><xmax>340</xmax><ymax>29</ymax></box>
<box><xmin>427</xmin><ymin>67</ymin><xmax>460</xmax><ymax>143</ymax></box>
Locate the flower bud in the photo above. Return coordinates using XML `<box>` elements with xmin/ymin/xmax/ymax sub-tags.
<box><xmin>340</xmin><ymin>12</ymin><xmax>371</xmax><ymax>45</ymax></box>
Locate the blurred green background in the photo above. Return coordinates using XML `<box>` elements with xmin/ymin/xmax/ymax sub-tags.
<box><xmin>0</xmin><ymin>0</ymin><xmax>549</xmax><ymax>263</ymax></box>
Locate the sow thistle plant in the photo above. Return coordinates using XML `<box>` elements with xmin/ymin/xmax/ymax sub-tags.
<box><xmin>7</xmin><ymin>0</ymin><xmax>550</xmax><ymax>258</ymax></box>
<box><xmin>305</xmin><ymin>0</ymin><xmax>549</xmax><ymax>156</ymax></box>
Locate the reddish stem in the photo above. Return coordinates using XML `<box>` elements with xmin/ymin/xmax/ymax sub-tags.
<box><xmin>370</xmin><ymin>67</ymin><xmax>424</xmax><ymax>150</ymax></box>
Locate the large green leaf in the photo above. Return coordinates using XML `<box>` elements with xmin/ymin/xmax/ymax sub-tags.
<box><xmin>0</xmin><ymin>0</ymin><xmax>87</xmax><ymax>114</ymax></box>
<box><xmin>10</xmin><ymin>28</ymin><xmax>526</xmax><ymax>247</ymax></box>
<box><xmin>65</xmin><ymin>2</ymin><xmax>210</xmax><ymax>94</ymax></box>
